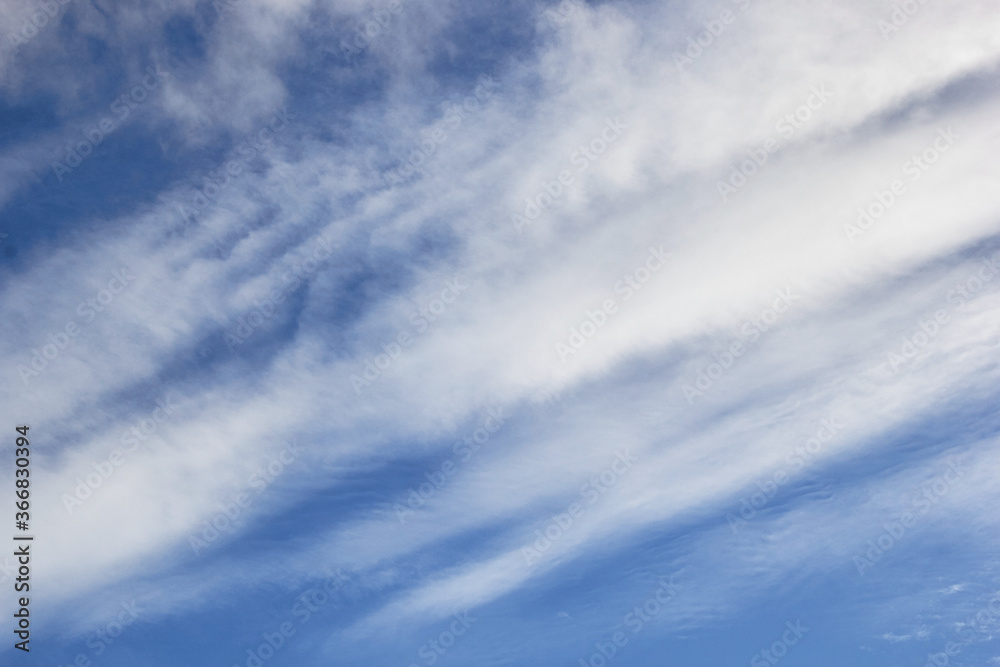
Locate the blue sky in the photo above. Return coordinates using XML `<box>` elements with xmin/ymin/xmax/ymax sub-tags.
<box><xmin>1</xmin><ymin>0</ymin><xmax>1000</xmax><ymax>665</ymax></box>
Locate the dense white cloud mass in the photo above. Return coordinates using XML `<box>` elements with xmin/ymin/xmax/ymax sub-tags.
<box><xmin>0</xmin><ymin>0</ymin><xmax>999</xmax><ymax>664</ymax></box>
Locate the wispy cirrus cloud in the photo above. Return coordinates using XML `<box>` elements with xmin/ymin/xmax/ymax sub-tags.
<box><xmin>1</xmin><ymin>0</ymin><xmax>999</xmax><ymax>665</ymax></box>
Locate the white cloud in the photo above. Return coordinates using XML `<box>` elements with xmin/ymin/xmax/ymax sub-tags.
<box><xmin>2</xmin><ymin>0</ymin><xmax>1000</xmax><ymax>653</ymax></box>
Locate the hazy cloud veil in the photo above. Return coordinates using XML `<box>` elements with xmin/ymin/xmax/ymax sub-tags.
<box><xmin>1</xmin><ymin>0</ymin><xmax>999</xmax><ymax>665</ymax></box>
